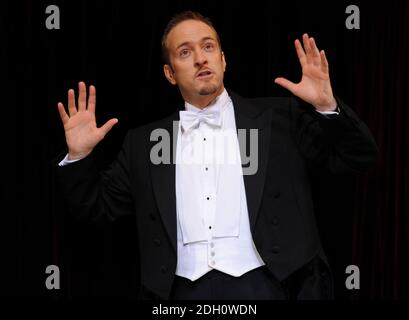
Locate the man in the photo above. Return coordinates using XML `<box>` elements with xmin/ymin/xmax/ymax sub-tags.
<box><xmin>55</xmin><ymin>11</ymin><xmax>378</xmax><ymax>299</ymax></box>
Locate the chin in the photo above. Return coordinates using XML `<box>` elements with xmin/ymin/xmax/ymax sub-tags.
<box><xmin>198</xmin><ymin>83</ymin><xmax>219</xmax><ymax>96</ymax></box>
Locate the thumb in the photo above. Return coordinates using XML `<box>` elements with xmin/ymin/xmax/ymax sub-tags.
<box><xmin>274</xmin><ymin>77</ymin><xmax>297</xmax><ymax>94</ymax></box>
<box><xmin>100</xmin><ymin>118</ymin><xmax>119</xmax><ymax>137</ymax></box>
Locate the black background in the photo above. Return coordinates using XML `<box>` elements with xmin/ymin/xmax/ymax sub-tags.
<box><xmin>1</xmin><ymin>0</ymin><xmax>408</xmax><ymax>300</ymax></box>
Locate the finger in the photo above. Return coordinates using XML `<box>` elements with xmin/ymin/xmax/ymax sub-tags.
<box><xmin>57</xmin><ymin>102</ymin><xmax>69</xmax><ymax>125</ymax></box>
<box><xmin>78</xmin><ymin>82</ymin><xmax>87</xmax><ymax>111</ymax></box>
<box><xmin>294</xmin><ymin>39</ymin><xmax>307</xmax><ymax>67</ymax></box>
<box><xmin>309</xmin><ymin>37</ymin><xmax>320</xmax><ymax>58</ymax></box>
<box><xmin>99</xmin><ymin>118</ymin><xmax>119</xmax><ymax>137</ymax></box>
<box><xmin>274</xmin><ymin>77</ymin><xmax>297</xmax><ymax>94</ymax></box>
<box><xmin>88</xmin><ymin>85</ymin><xmax>96</xmax><ymax>113</ymax></box>
<box><xmin>320</xmin><ymin>50</ymin><xmax>329</xmax><ymax>73</ymax></box>
<box><xmin>302</xmin><ymin>33</ymin><xmax>313</xmax><ymax>62</ymax></box>
<box><xmin>67</xmin><ymin>89</ymin><xmax>77</xmax><ymax>116</ymax></box>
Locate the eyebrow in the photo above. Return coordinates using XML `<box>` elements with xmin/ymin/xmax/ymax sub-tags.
<box><xmin>175</xmin><ymin>37</ymin><xmax>216</xmax><ymax>51</ymax></box>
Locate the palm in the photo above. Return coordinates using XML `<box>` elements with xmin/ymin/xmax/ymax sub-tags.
<box><xmin>64</xmin><ymin>110</ymin><xmax>101</xmax><ymax>154</ymax></box>
<box><xmin>57</xmin><ymin>82</ymin><xmax>118</xmax><ymax>159</ymax></box>
<box><xmin>275</xmin><ymin>34</ymin><xmax>336</xmax><ymax>111</ymax></box>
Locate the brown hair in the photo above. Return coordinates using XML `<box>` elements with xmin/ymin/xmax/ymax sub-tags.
<box><xmin>161</xmin><ymin>11</ymin><xmax>221</xmax><ymax>66</ymax></box>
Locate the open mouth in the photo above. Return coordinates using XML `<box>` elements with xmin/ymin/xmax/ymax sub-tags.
<box><xmin>196</xmin><ymin>70</ymin><xmax>213</xmax><ymax>78</ymax></box>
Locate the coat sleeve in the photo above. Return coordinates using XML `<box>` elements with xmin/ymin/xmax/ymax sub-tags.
<box><xmin>290</xmin><ymin>96</ymin><xmax>379</xmax><ymax>173</ymax></box>
<box><xmin>53</xmin><ymin>131</ymin><xmax>135</xmax><ymax>225</ymax></box>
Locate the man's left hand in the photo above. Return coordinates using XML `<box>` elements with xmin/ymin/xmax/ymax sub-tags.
<box><xmin>275</xmin><ymin>33</ymin><xmax>337</xmax><ymax>112</ymax></box>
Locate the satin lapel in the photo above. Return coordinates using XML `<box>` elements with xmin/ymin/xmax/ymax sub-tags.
<box><xmin>230</xmin><ymin>92</ymin><xmax>272</xmax><ymax>232</ymax></box>
<box><xmin>150</xmin><ymin>112</ymin><xmax>179</xmax><ymax>253</ymax></box>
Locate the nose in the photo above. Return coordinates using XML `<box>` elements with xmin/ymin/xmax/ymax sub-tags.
<box><xmin>193</xmin><ymin>49</ymin><xmax>207</xmax><ymax>68</ymax></box>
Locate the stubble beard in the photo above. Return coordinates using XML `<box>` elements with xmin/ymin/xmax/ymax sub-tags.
<box><xmin>198</xmin><ymin>83</ymin><xmax>218</xmax><ymax>96</ymax></box>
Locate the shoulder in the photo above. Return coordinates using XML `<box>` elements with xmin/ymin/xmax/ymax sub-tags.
<box><xmin>125</xmin><ymin>111</ymin><xmax>179</xmax><ymax>143</ymax></box>
<box><xmin>247</xmin><ymin>96</ymin><xmax>293</xmax><ymax>110</ymax></box>
<box><xmin>227</xmin><ymin>89</ymin><xmax>295</xmax><ymax>116</ymax></box>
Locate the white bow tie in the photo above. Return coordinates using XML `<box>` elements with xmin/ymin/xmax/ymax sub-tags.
<box><xmin>179</xmin><ymin>107</ymin><xmax>222</xmax><ymax>133</ymax></box>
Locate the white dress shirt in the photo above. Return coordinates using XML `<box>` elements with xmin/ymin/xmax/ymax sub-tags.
<box><xmin>175</xmin><ymin>89</ymin><xmax>265</xmax><ymax>281</ymax></box>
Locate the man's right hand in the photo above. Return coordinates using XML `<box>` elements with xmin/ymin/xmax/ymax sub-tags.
<box><xmin>57</xmin><ymin>82</ymin><xmax>118</xmax><ymax>160</ymax></box>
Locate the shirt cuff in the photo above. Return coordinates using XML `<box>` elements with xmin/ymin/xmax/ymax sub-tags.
<box><xmin>316</xmin><ymin>106</ymin><xmax>340</xmax><ymax>118</ymax></box>
<box><xmin>58</xmin><ymin>153</ymin><xmax>83</xmax><ymax>167</ymax></box>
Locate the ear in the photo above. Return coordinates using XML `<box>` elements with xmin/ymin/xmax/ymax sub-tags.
<box><xmin>221</xmin><ymin>51</ymin><xmax>227</xmax><ymax>72</ymax></box>
<box><xmin>163</xmin><ymin>64</ymin><xmax>177</xmax><ymax>85</ymax></box>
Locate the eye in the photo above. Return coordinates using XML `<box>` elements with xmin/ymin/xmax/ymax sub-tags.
<box><xmin>204</xmin><ymin>43</ymin><xmax>215</xmax><ymax>51</ymax></box>
<box><xmin>179</xmin><ymin>49</ymin><xmax>190</xmax><ymax>58</ymax></box>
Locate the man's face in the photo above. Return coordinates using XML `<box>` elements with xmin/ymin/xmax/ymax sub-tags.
<box><xmin>163</xmin><ymin>19</ymin><xmax>226</xmax><ymax>106</ymax></box>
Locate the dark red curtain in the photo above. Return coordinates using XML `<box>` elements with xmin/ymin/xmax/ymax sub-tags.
<box><xmin>351</xmin><ymin>1</ymin><xmax>409</xmax><ymax>299</ymax></box>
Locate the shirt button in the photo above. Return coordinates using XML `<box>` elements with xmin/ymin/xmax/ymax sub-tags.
<box><xmin>211</xmin><ymin>252</ymin><xmax>215</xmax><ymax>257</ymax></box>
<box><xmin>203</xmin><ymin>137</ymin><xmax>206</xmax><ymax>141</ymax></box>
<box><xmin>205</xmin><ymin>167</ymin><xmax>208</xmax><ymax>171</ymax></box>
<box><xmin>210</xmin><ymin>242</ymin><xmax>215</xmax><ymax>248</ymax></box>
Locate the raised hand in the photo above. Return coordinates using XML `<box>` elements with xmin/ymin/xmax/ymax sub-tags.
<box><xmin>57</xmin><ymin>82</ymin><xmax>118</xmax><ymax>160</ymax></box>
<box><xmin>275</xmin><ymin>34</ymin><xmax>337</xmax><ymax>112</ymax></box>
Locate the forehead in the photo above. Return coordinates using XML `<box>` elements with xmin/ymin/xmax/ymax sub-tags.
<box><xmin>166</xmin><ymin>19</ymin><xmax>217</xmax><ymax>50</ymax></box>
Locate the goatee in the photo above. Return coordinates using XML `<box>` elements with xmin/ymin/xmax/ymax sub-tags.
<box><xmin>198</xmin><ymin>84</ymin><xmax>218</xmax><ymax>96</ymax></box>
